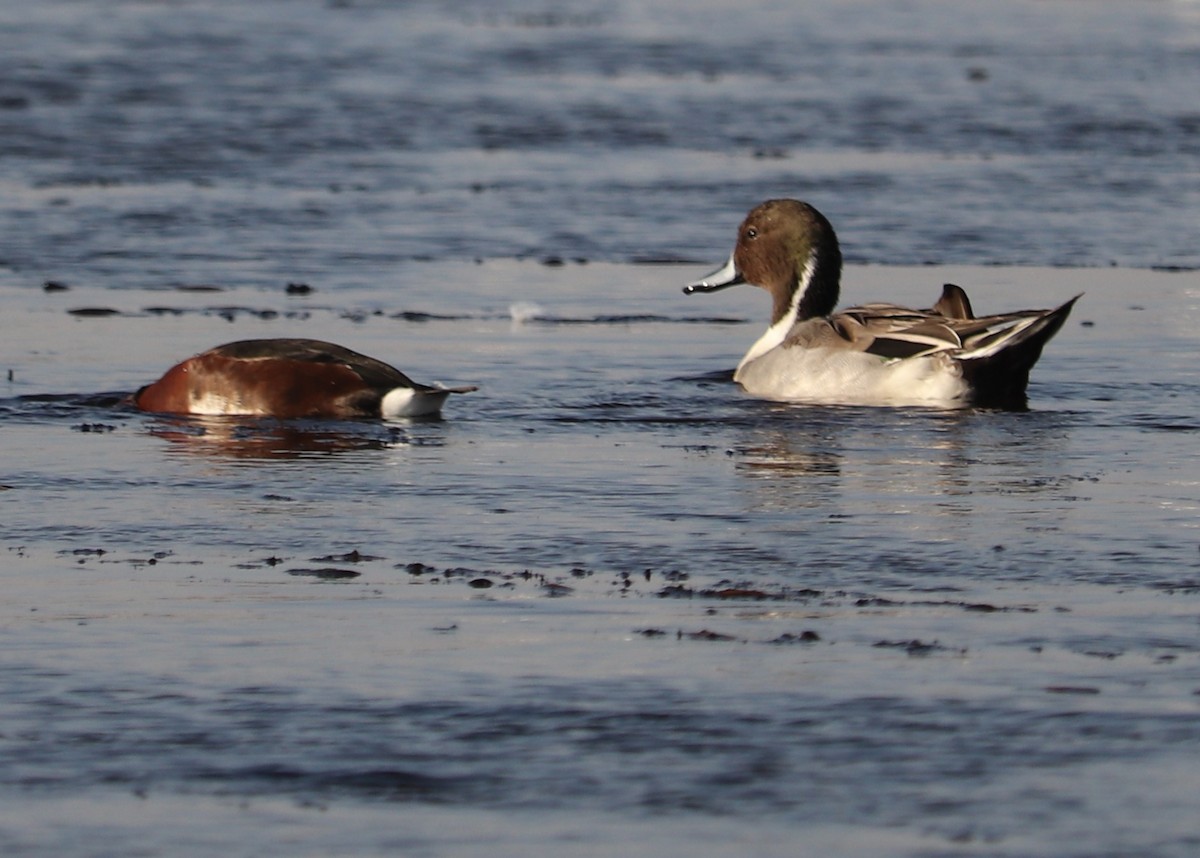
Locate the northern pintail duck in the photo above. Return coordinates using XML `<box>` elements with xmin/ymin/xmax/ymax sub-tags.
<box><xmin>685</xmin><ymin>199</ymin><xmax>1079</xmax><ymax>409</ymax></box>
<box><xmin>133</xmin><ymin>338</ymin><xmax>476</xmax><ymax>419</ymax></box>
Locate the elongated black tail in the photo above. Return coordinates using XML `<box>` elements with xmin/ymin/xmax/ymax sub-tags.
<box><xmin>960</xmin><ymin>295</ymin><xmax>1081</xmax><ymax>409</ymax></box>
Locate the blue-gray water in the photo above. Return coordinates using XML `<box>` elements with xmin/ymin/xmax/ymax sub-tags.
<box><xmin>2</xmin><ymin>2</ymin><xmax>1199</xmax><ymax>856</ymax></box>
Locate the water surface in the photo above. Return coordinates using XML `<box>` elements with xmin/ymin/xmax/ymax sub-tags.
<box><xmin>2</xmin><ymin>1</ymin><xmax>1199</xmax><ymax>856</ymax></box>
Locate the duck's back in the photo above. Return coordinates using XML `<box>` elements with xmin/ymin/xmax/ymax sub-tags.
<box><xmin>135</xmin><ymin>339</ymin><xmax>416</xmax><ymax>419</ymax></box>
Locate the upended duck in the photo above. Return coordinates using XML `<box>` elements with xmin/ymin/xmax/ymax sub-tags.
<box><xmin>685</xmin><ymin>199</ymin><xmax>1079</xmax><ymax>409</ymax></box>
<box><xmin>133</xmin><ymin>338</ymin><xmax>476</xmax><ymax>419</ymax></box>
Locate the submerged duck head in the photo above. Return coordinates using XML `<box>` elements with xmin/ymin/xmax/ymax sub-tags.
<box><xmin>684</xmin><ymin>199</ymin><xmax>844</xmax><ymax>325</ymax></box>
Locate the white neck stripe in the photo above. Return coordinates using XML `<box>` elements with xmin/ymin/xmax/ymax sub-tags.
<box><xmin>736</xmin><ymin>253</ymin><xmax>815</xmax><ymax>374</ymax></box>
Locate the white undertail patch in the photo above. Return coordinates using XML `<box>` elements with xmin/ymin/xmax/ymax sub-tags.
<box><xmin>381</xmin><ymin>386</ymin><xmax>450</xmax><ymax>419</ymax></box>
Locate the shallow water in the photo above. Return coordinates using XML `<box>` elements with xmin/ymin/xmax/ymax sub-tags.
<box><xmin>2</xmin><ymin>1</ymin><xmax>1200</xmax><ymax>856</ymax></box>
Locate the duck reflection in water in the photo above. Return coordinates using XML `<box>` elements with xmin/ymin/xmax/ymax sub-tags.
<box><xmin>144</xmin><ymin>415</ymin><xmax>428</xmax><ymax>461</ymax></box>
<box><xmin>730</xmin><ymin>406</ymin><xmax>1075</xmax><ymax>521</ymax></box>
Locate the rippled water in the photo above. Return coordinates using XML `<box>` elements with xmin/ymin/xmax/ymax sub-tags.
<box><xmin>3</xmin><ymin>0</ymin><xmax>1199</xmax><ymax>273</ymax></box>
<box><xmin>2</xmin><ymin>1</ymin><xmax>1199</xmax><ymax>856</ymax></box>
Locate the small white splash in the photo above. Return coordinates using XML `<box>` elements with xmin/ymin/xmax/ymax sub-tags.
<box><xmin>508</xmin><ymin>300</ymin><xmax>547</xmax><ymax>325</ymax></box>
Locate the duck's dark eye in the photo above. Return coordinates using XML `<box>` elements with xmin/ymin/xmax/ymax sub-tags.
<box><xmin>746</xmin><ymin>227</ymin><xmax>758</xmax><ymax>240</ymax></box>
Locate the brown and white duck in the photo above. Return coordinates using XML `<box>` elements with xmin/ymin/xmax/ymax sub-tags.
<box><xmin>685</xmin><ymin>199</ymin><xmax>1079</xmax><ymax>408</ymax></box>
<box><xmin>134</xmin><ymin>338</ymin><xmax>476</xmax><ymax>419</ymax></box>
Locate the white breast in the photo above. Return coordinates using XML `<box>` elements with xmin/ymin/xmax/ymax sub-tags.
<box><xmin>734</xmin><ymin>346</ymin><xmax>969</xmax><ymax>407</ymax></box>
<box><xmin>188</xmin><ymin>391</ymin><xmax>253</xmax><ymax>416</ymax></box>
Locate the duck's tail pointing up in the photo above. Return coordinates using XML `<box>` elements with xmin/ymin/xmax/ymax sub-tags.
<box><xmin>959</xmin><ymin>294</ymin><xmax>1081</xmax><ymax>409</ymax></box>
